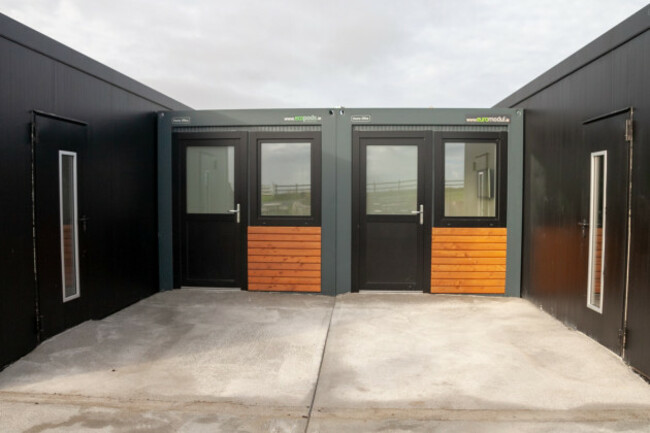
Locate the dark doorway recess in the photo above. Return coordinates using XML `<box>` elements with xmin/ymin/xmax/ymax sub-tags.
<box><xmin>352</xmin><ymin>131</ymin><xmax>432</xmax><ymax>292</ymax></box>
<box><xmin>579</xmin><ymin>110</ymin><xmax>630</xmax><ymax>353</ymax></box>
<box><xmin>33</xmin><ymin>112</ymin><xmax>89</xmax><ymax>340</ymax></box>
<box><xmin>173</xmin><ymin>132</ymin><xmax>247</xmax><ymax>288</ymax></box>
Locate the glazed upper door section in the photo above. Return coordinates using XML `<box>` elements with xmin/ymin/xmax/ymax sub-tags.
<box><xmin>353</xmin><ymin>131</ymin><xmax>431</xmax><ymax>292</ymax></box>
<box><xmin>178</xmin><ymin>132</ymin><xmax>247</xmax><ymax>288</ymax></box>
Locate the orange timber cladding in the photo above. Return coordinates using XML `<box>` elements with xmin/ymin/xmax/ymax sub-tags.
<box><xmin>247</xmin><ymin>226</ymin><xmax>506</xmax><ymax>294</ymax></box>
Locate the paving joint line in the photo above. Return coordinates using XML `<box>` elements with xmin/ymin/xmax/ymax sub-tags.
<box><xmin>304</xmin><ymin>296</ymin><xmax>336</xmax><ymax>433</ymax></box>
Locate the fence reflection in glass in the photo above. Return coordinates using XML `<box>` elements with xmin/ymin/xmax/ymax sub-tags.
<box><xmin>366</xmin><ymin>145</ymin><xmax>417</xmax><ymax>215</ymax></box>
<box><xmin>261</xmin><ymin>142</ymin><xmax>311</xmax><ymax>216</ymax></box>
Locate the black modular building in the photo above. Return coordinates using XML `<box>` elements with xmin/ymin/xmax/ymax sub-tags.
<box><xmin>496</xmin><ymin>6</ymin><xmax>650</xmax><ymax>376</ymax></box>
<box><xmin>0</xmin><ymin>13</ymin><xmax>188</xmax><ymax>368</ymax></box>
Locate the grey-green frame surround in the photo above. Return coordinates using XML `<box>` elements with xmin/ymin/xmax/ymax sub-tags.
<box><xmin>158</xmin><ymin>108</ymin><xmax>524</xmax><ymax>297</ymax></box>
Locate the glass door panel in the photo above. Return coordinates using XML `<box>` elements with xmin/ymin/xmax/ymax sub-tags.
<box><xmin>366</xmin><ymin>145</ymin><xmax>418</xmax><ymax>215</ymax></box>
<box><xmin>186</xmin><ymin>146</ymin><xmax>235</xmax><ymax>214</ymax></box>
<box><xmin>59</xmin><ymin>151</ymin><xmax>80</xmax><ymax>301</ymax></box>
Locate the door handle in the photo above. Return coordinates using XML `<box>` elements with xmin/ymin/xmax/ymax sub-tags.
<box><xmin>578</xmin><ymin>219</ymin><xmax>589</xmax><ymax>238</ymax></box>
<box><xmin>228</xmin><ymin>203</ymin><xmax>241</xmax><ymax>224</ymax></box>
<box><xmin>78</xmin><ymin>215</ymin><xmax>89</xmax><ymax>232</ymax></box>
<box><xmin>411</xmin><ymin>204</ymin><xmax>424</xmax><ymax>225</ymax></box>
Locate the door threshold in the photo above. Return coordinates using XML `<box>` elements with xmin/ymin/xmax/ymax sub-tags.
<box><xmin>358</xmin><ymin>290</ymin><xmax>424</xmax><ymax>294</ymax></box>
<box><xmin>181</xmin><ymin>286</ymin><xmax>241</xmax><ymax>292</ymax></box>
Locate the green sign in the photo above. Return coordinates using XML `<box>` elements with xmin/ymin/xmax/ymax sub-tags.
<box><xmin>283</xmin><ymin>115</ymin><xmax>322</xmax><ymax>123</ymax></box>
<box><xmin>465</xmin><ymin>115</ymin><xmax>510</xmax><ymax>124</ymax></box>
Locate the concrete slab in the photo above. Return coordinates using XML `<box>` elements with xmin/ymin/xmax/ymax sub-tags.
<box><xmin>308</xmin><ymin>294</ymin><xmax>650</xmax><ymax>431</ymax></box>
<box><xmin>1</xmin><ymin>291</ymin><xmax>650</xmax><ymax>432</ymax></box>
<box><xmin>0</xmin><ymin>290</ymin><xmax>333</xmax><ymax>432</ymax></box>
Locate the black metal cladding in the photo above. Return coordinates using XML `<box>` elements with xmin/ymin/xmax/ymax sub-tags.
<box><xmin>0</xmin><ymin>13</ymin><xmax>188</xmax><ymax>369</ymax></box>
<box><xmin>495</xmin><ymin>6</ymin><xmax>650</xmax><ymax>377</ymax></box>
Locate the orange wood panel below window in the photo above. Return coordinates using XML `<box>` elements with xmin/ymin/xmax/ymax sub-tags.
<box><xmin>431</xmin><ymin>227</ymin><xmax>507</xmax><ymax>294</ymax></box>
<box><xmin>248</xmin><ymin>226</ymin><xmax>321</xmax><ymax>293</ymax></box>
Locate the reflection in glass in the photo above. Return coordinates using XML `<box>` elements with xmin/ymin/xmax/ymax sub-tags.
<box><xmin>186</xmin><ymin>146</ymin><xmax>235</xmax><ymax>214</ymax></box>
<box><xmin>588</xmin><ymin>152</ymin><xmax>606</xmax><ymax>312</ymax></box>
<box><xmin>261</xmin><ymin>142</ymin><xmax>311</xmax><ymax>216</ymax></box>
<box><xmin>444</xmin><ymin>142</ymin><xmax>497</xmax><ymax>217</ymax></box>
<box><xmin>60</xmin><ymin>152</ymin><xmax>79</xmax><ymax>300</ymax></box>
<box><xmin>366</xmin><ymin>145</ymin><xmax>417</xmax><ymax>215</ymax></box>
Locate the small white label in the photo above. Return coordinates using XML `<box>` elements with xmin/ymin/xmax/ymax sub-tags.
<box><xmin>351</xmin><ymin>115</ymin><xmax>372</xmax><ymax>123</ymax></box>
<box><xmin>171</xmin><ymin>116</ymin><xmax>191</xmax><ymax>125</ymax></box>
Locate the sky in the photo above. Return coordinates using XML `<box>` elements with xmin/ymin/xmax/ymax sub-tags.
<box><xmin>0</xmin><ymin>1</ymin><xmax>647</xmax><ymax>109</ymax></box>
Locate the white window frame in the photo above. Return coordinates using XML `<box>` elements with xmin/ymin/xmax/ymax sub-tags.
<box><xmin>587</xmin><ymin>150</ymin><xmax>607</xmax><ymax>314</ymax></box>
<box><xmin>59</xmin><ymin>150</ymin><xmax>81</xmax><ymax>302</ymax></box>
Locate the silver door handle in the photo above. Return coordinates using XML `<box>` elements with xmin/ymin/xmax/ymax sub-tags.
<box><xmin>411</xmin><ymin>204</ymin><xmax>424</xmax><ymax>225</ymax></box>
<box><xmin>228</xmin><ymin>203</ymin><xmax>241</xmax><ymax>224</ymax></box>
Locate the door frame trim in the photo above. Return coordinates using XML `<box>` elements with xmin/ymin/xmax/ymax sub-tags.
<box><xmin>351</xmin><ymin>130</ymin><xmax>432</xmax><ymax>293</ymax></box>
<box><xmin>172</xmin><ymin>131</ymin><xmax>248</xmax><ymax>289</ymax></box>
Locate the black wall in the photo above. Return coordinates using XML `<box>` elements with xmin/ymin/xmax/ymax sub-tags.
<box><xmin>496</xmin><ymin>9</ymin><xmax>650</xmax><ymax>375</ymax></box>
<box><xmin>0</xmin><ymin>14</ymin><xmax>189</xmax><ymax>368</ymax></box>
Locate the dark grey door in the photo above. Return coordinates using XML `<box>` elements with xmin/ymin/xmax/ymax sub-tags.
<box><xmin>176</xmin><ymin>132</ymin><xmax>247</xmax><ymax>288</ymax></box>
<box><xmin>579</xmin><ymin>111</ymin><xmax>630</xmax><ymax>353</ymax></box>
<box><xmin>34</xmin><ymin>113</ymin><xmax>88</xmax><ymax>339</ymax></box>
<box><xmin>353</xmin><ymin>132</ymin><xmax>431</xmax><ymax>291</ymax></box>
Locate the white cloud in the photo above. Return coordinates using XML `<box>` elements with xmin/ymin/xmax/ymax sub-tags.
<box><xmin>0</xmin><ymin>0</ymin><xmax>646</xmax><ymax>108</ymax></box>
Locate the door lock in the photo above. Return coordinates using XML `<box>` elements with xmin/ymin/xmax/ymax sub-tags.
<box><xmin>228</xmin><ymin>203</ymin><xmax>241</xmax><ymax>224</ymax></box>
<box><xmin>411</xmin><ymin>204</ymin><xmax>424</xmax><ymax>225</ymax></box>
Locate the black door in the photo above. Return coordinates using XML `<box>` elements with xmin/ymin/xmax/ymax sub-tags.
<box><xmin>33</xmin><ymin>113</ymin><xmax>88</xmax><ymax>339</ymax></box>
<box><xmin>579</xmin><ymin>111</ymin><xmax>630</xmax><ymax>353</ymax></box>
<box><xmin>175</xmin><ymin>132</ymin><xmax>247</xmax><ymax>288</ymax></box>
<box><xmin>353</xmin><ymin>131</ymin><xmax>432</xmax><ymax>291</ymax></box>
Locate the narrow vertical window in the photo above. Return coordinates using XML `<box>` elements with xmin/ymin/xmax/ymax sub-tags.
<box><xmin>59</xmin><ymin>151</ymin><xmax>80</xmax><ymax>301</ymax></box>
<box><xmin>587</xmin><ymin>151</ymin><xmax>606</xmax><ymax>313</ymax></box>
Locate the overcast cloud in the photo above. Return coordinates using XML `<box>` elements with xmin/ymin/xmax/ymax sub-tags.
<box><xmin>0</xmin><ymin>1</ymin><xmax>647</xmax><ymax>109</ymax></box>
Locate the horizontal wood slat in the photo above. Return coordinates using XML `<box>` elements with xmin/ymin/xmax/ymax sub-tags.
<box><xmin>248</xmin><ymin>226</ymin><xmax>321</xmax><ymax>293</ymax></box>
<box><xmin>247</xmin><ymin>234</ymin><xmax>321</xmax><ymax>242</ymax></box>
<box><xmin>246</xmin><ymin>255</ymin><xmax>321</xmax><ymax>264</ymax></box>
<box><xmin>249</xmin><ymin>248</ymin><xmax>320</xmax><ymax>256</ymax></box>
<box><xmin>248</xmin><ymin>283</ymin><xmax>320</xmax><ymax>292</ymax></box>
<box><xmin>431</xmin><ymin>227</ymin><xmax>507</xmax><ymax>294</ymax></box>
<box><xmin>433</xmin><ymin>272</ymin><xmax>505</xmax><ymax>279</ymax></box>
<box><xmin>248</xmin><ymin>226</ymin><xmax>320</xmax><ymax>234</ymax></box>
<box><xmin>431</xmin><ymin>250</ymin><xmax>506</xmax><ymax>258</ymax></box>
<box><xmin>432</xmin><ymin>227</ymin><xmax>506</xmax><ymax>235</ymax></box>
<box><xmin>432</xmin><ymin>242</ymin><xmax>507</xmax><ymax>250</ymax></box>
<box><xmin>431</xmin><ymin>257</ymin><xmax>506</xmax><ymax>265</ymax></box>
<box><xmin>431</xmin><ymin>286</ymin><xmax>506</xmax><ymax>294</ymax></box>
<box><xmin>248</xmin><ymin>241</ymin><xmax>321</xmax><ymax>249</ymax></box>
<box><xmin>432</xmin><ymin>279</ymin><xmax>505</xmax><ymax>286</ymax></box>
<box><xmin>249</xmin><ymin>276</ymin><xmax>321</xmax><ymax>284</ymax></box>
<box><xmin>431</xmin><ymin>264</ymin><xmax>506</xmax><ymax>272</ymax></box>
<box><xmin>431</xmin><ymin>235</ymin><xmax>507</xmax><ymax>243</ymax></box>
<box><xmin>249</xmin><ymin>270</ymin><xmax>320</xmax><ymax>278</ymax></box>
<box><xmin>248</xmin><ymin>262</ymin><xmax>321</xmax><ymax>270</ymax></box>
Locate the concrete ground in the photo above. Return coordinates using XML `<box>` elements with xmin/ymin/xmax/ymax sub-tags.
<box><xmin>0</xmin><ymin>291</ymin><xmax>649</xmax><ymax>432</ymax></box>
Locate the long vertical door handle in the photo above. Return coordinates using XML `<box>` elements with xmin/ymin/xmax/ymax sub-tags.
<box><xmin>411</xmin><ymin>204</ymin><xmax>424</xmax><ymax>225</ymax></box>
<box><xmin>228</xmin><ymin>203</ymin><xmax>241</xmax><ymax>223</ymax></box>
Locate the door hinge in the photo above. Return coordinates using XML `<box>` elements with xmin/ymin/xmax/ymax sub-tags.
<box><xmin>625</xmin><ymin>119</ymin><xmax>633</xmax><ymax>142</ymax></box>
<box><xmin>619</xmin><ymin>326</ymin><xmax>628</xmax><ymax>349</ymax></box>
